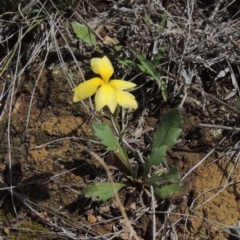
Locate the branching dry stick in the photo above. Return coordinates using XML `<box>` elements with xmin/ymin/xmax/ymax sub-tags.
<box><xmin>160</xmin><ymin>68</ymin><xmax>240</xmax><ymax>116</ymax></box>
<box><xmin>86</xmin><ymin>149</ymin><xmax>140</xmax><ymax>240</ymax></box>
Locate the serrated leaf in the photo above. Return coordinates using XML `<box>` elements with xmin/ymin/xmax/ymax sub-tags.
<box><xmin>84</xmin><ymin>182</ymin><xmax>126</xmax><ymax>202</ymax></box>
<box><xmin>143</xmin><ymin>109</ymin><xmax>183</xmax><ymax>177</ymax></box>
<box><xmin>153</xmin><ymin>109</ymin><xmax>183</xmax><ymax>149</ymax></box>
<box><xmin>143</xmin><ymin>146</ymin><xmax>167</xmax><ymax>177</ymax></box>
<box><xmin>71</xmin><ymin>21</ymin><xmax>97</xmax><ymax>45</ymax></box>
<box><xmin>144</xmin><ymin>166</ymin><xmax>180</xmax><ymax>187</ymax></box>
<box><xmin>92</xmin><ymin>122</ymin><xmax>132</xmax><ymax>172</ymax></box>
<box><xmin>154</xmin><ymin>179</ymin><xmax>190</xmax><ymax>199</ymax></box>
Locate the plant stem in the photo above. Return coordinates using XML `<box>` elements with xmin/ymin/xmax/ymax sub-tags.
<box><xmin>112</xmin><ymin>107</ymin><xmax>134</xmax><ymax>176</ymax></box>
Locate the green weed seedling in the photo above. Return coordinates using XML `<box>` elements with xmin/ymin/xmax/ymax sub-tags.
<box><xmin>84</xmin><ymin>109</ymin><xmax>190</xmax><ymax>202</ymax></box>
<box><xmin>71</xmin><ymin>21</ymin><xmax>97</xmax><ymax>45</ymax></box>
<box><xmin>117</xmin><ymin>14</ymin><xmax>169</xmax><ymax>101</ymax></box>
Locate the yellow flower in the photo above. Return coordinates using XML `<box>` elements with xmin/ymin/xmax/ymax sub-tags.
<box><xmin>73</xmin><ymin>56</ymin><xmax>138</xmax><ymax>113</ymax></box>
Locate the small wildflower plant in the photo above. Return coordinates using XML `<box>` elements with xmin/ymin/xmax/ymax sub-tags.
<box><xmin>73</xmin><ymin>56</ymin><xmax>189</xmax><ymax>202</ymax></box>
<box><xmin>73</xmin><ymin>56</ymin><xmax>138</xmax><ymax>113</ymax></box>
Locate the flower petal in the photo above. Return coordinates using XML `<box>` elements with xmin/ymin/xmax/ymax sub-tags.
<box><xmin>91</xmin><ymin>56</ymin><xmax>114</xmax><ymax>83</ymax></box>
<box><xmin>73</xmin><ymin>78</ymin><xmax>103</xmax><ymax>102</ymax></box>
<box><xmin>95</xmin><ymin>84</ymin><xmax>117</xmax><ymax>113</ymax></box>
<box><xmin>116</xmin><ymin>91</ymin><xmax>138</xmax><ymax>109</ymax></box>
<box><xmin>109</xmin><ymin>80</ymin><xmax>136</xmax><ymax>90</ymax></box>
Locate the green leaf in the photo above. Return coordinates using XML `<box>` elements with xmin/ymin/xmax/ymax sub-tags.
<box><xmin>144</xmin><ymin>167</ymin><xmax>180</xmax><ymax>187</ymax></box>
<box><xmin>92</xmin><ymin>122</ymin><xmax>129</xmax><ymax>166</ymax></box>
<box><xmin>160</xmin><ymin>81</ymin><xmax>167</xmax><ymax>101</ymax></box>
<box><xmin>114</xmin><ymin>45</ymin><xmax>122</xmax><ymax>51</ymax></box>
<box><xmin>84</xmin><ymin>182</ymin><xmax>126</xmax><ymax>202</ymax></box>
<box><xmin>158</xmin><ymin>13</ymin><xmax>168</xmax><ymax>33</ymax></box>
<box><xmin>152</xmin><ymin>45</ymin><xmax>168</xmax><ymax>66</ymax></box>
<box><xmin>116</xmin><ymin>58</ymin><xmax>148</xmax><ymax>78</ymax></box>
<box><xmin>154</xmin><ymin>179</ymin><xmax>190</xmax><ymax>199</ymax></box>
<box><xmin>117</xmin><ymin>58</ymin><xmax>139</xmax><ymax>71</ymax></box>
<box><xmin>143</xmin><ymin>109</ymin><xmax>183</xmax><ymax>177</ymax></box>
<box><xmin>144</xmin><ymin>146</ymin><xmax>167</xmax><ymax>176</ymax></box>
<box><xmin>153</xmin><ymin>109</ymin><xmax>183</xmax><ymax>149</ymax></box>
<box><xmin>71</xmin><ymin>21</ymin><xmax>97</xmax><ymax>45</ymax></box>
<box><xmin>131</xmin><ymin>48</ymin><xmax>160</xmax><ymax>81</ymax></box>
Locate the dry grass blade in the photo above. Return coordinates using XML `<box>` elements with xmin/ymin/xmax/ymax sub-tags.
<box><xmin>87</xmin><ymin>149</ymin><xmax>140</xmax><ymax>240</ymax></box>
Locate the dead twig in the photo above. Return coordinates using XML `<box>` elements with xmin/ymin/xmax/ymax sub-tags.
<box><xmin>87</xmin><ymin>149</ymin><xmax>141</xmax><ymax>240</ymax></box>
<box><xmin>198</xmin><ymin>123</ymin><xmax>240</xmax><ymax>132</ymax></box>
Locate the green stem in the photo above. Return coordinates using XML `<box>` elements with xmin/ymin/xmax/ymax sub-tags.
<box><xmin>112</xmin><ymin>107</ymin><xmax>134</xmax><ymax>176</ymax></box>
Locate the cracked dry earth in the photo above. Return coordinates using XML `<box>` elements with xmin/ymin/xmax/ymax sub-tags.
<box><xmin>0</xmin><ymin>65</ymin><xmax>239</xmax><ymax>240</ymax></box>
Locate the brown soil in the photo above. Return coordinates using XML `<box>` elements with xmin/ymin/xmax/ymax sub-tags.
<box><xmin>0</xmin><ymin>1</ymin><xmax>240</xmax><ymax>239</ymax></box>
<box><xmin>0</xmin><ymin>63</ymin><xmax>239</xmax><ymax>240</ymax></box>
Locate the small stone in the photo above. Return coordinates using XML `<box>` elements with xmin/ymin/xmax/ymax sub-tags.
<box><xmin>87</xmin><ymin>214</ymin><xmax>97</xmax><ymax>224</ymax></box>
<box><xmin>50</xmin><ymin>184</ymin><xmax>58</xmax><ymax>191</ymax></box>
<box><xmin>3</xmin><ymin>228</ymin><xmax>10</xmax><ymax>235</ymax></box>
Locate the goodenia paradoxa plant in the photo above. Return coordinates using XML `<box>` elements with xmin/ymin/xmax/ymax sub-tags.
<box><xmin>83</xmin><ymin>109</ymin><xmax>189</xmax><ymax>202</ymax></box>
<box><xmin>142</xmin><ymin>109</ymin><xmax>189</xmax><ymax>199</ymax></box>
